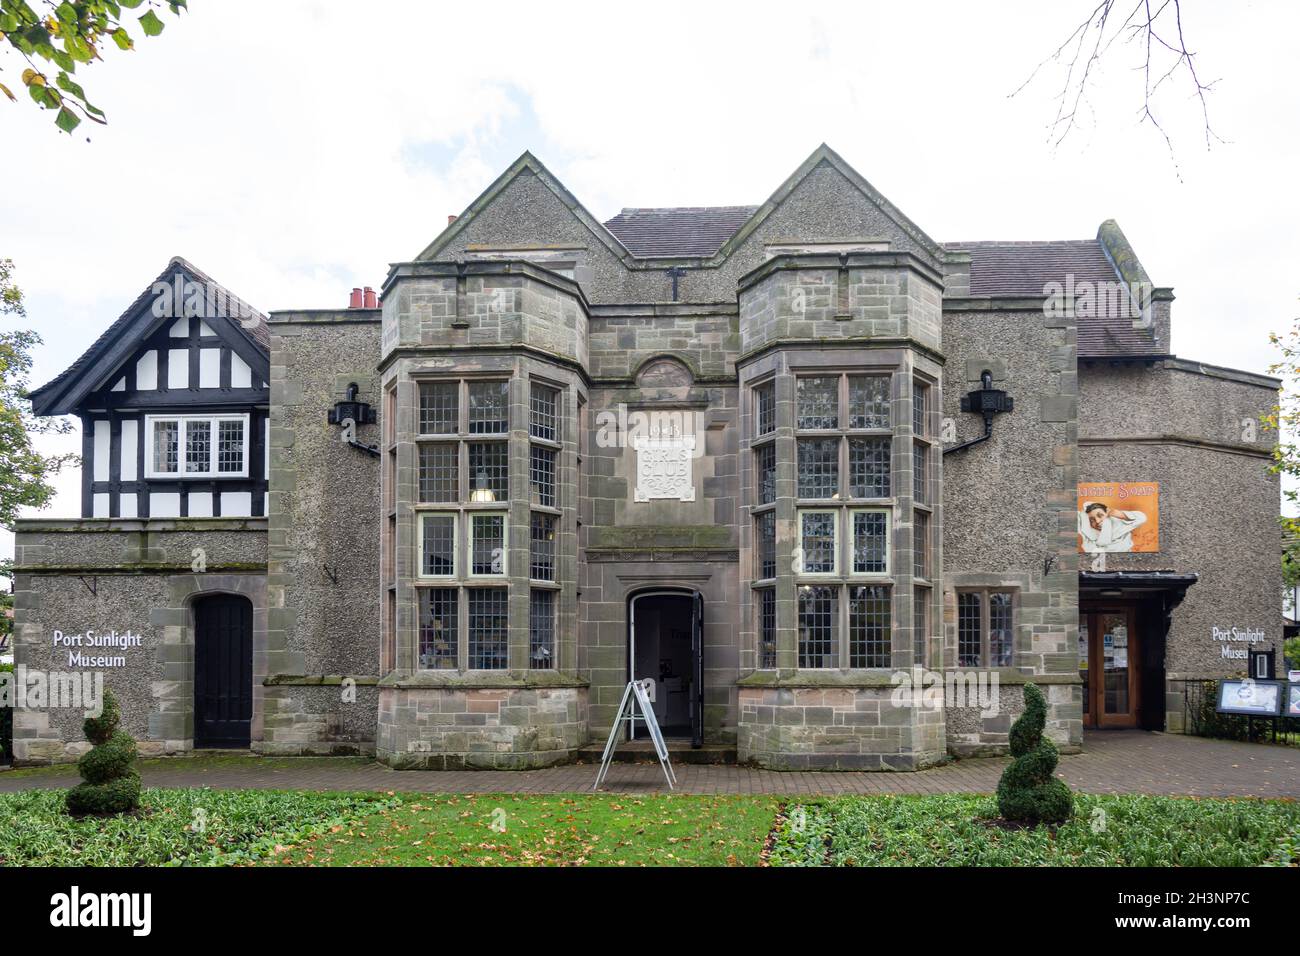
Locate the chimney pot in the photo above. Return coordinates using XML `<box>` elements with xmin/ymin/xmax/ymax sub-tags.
<box><xmin>349</xmin><ymin>287</ymin><xmax>363</xmax><ymax>309</ymax></box>
<box><xmin>447</xmin><ymin>214</ymin><xmax>458</xmax><ymax>225</ymax></box>
<box><xmin>363</xmin><ymin>286</ymin><xmax>377</xmax><ymax>309</ymax></box>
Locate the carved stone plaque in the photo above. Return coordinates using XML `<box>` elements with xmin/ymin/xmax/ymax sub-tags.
<box><xmin>633</xmin><ymin>433</ymin><xmax>696</xmax><ymax>502</ymax></box>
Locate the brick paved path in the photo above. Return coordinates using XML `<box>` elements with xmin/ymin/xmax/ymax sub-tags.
<box><xmin>2</xmin><ymin>731</ymin><xmax>1296</xmax><ymax>797</ymax></box>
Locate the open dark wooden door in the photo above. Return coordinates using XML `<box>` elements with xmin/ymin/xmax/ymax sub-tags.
<box><xmin>194</xmin><ymin>595</ymin><xmax>253</xmax><ymax>748</ymax></box>
<box><xmin>691</xmin><ymin>591</ymin><xmax>704</xmax><ymax>748</ymax></box>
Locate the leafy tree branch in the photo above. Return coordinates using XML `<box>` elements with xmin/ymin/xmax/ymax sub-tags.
<box><xmin>0</xmin><ymin>0</ymin><xmax>186</xmax><ymax>134</ymax></box>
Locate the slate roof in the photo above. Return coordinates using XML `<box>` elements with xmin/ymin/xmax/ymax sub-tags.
<box><xmin>604</xmin><ymin>206</ymin><xmax>759</xmax><ymax>258</ymax></box>
<box><xmin>29</xmin><ymin>256</ymin><xmax>269</xmax><ymax>413</ymax></box>
<box><xmin>944</xmin><ymin>239</ymin><xmax>1119</xmax><ymax>297</ymax></box>
<box><xmin>946</xmin><ymin>239</ymin><xmax>1165</xmax><ymax>359</ymax></box>
<box><xmin>602</xmin><ymin>210</ymin><xmax>1164</xmax><ymax>358</ymax></box>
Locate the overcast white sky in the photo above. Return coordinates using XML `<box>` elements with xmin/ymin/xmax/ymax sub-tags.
<box><xmin>2</xmin><ymin>0</ymin><xmax>1297</xmax><ymax>562</ymax></box>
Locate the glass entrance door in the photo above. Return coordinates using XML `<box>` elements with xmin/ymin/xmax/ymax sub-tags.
<box><xmin>1084</xmin><ymin>608</ymin><xmax>1139</xmax><ymax>728</ymax></box>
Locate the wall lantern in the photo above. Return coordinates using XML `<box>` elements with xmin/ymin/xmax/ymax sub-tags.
<box><xmin>944</xmin><ymin>369</ymin><xmax>1014</xmax><ymax>456</ymax></box>
<box><xmin>329</xmin><ymin>382</ymin><xmax>380</xmax><ymax>457</ymax></box>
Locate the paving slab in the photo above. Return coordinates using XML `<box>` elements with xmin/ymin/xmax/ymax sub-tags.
<box><xmin>1</xmin><ymin>731</ymin><xmax>1296</xmax><ymax>798</ymax></box>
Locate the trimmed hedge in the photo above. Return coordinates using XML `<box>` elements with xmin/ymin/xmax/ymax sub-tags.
<box><xmin>66</xmin><ymin>689</ymin><xmax>140</xmax><ymax>816</ymax></box>
<box><xmin>995</xmin><ymin>682</ymin><xmax>1073</xmax><ymax>825</ymax></box>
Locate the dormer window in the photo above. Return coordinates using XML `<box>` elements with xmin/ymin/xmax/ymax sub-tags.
<box><xmin>146</xmin><ymin>414</ymin><xmax>250</xmax><ymax>479</ymax></box>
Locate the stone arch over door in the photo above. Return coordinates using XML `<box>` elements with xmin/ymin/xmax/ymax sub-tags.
<box><xmin>148</xmin><ymin>573</ymin><xmax>267</xmax><ymax>753</ymax></box>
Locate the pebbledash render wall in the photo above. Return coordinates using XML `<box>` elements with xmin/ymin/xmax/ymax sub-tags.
<box><xmin>10</xmin><ymin>520</ymin><xmax>266</xmax><ymax>762</ymax></box>
<box><xmin>939</xmin><ymin>301</ymin><xmax>1082</xmax><ymax>755</ymax></box>
<box><xmin>261</xmin><ymin>308</ymin><xmax>386</xmax><ymax>755</ymax></box>
<box><xmin>1079</xmin><ymin>358</ymin><xmax>1281</xmax><ymax>731</ymax></box>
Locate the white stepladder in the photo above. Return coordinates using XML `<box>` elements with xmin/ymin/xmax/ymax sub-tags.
<box><xmin>592</xmin><ymin>678</ymin><xmax>676</xmax><ymax>790</ymax></box>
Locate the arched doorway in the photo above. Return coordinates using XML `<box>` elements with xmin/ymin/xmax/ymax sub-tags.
<box><xmin>193</xmin><ymin>594</ymin><xmax>253</xmax><ymax>748</ymax></box>
<box><xmin>627</xmin><ymin>588</ymin><xmax>704</xmax><ymax>747</ymax></box>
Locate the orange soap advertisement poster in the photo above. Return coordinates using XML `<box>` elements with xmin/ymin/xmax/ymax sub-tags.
<box><xmin>1077</xmin><ymin>482</ymin><xmax>1159</xmax><ymax>554</ymax></box>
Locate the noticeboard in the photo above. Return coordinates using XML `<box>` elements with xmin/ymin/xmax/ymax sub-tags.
<box><xmin>1215</xmin><ymin>679</ymin><xmax>1284</xmax><ymax>717</ymax></box>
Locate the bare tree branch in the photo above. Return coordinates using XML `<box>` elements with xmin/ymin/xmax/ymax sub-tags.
<box><xmin>1013</xmin><ymin>0</ymin><xmax>1223</xmax><ymax>175</ymax></box>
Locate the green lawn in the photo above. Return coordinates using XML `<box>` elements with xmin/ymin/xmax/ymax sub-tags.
<box><xmin>767</xmin><ymin>793</ymin><xmax>1300</xmax><ymax>867</ymax></box>
<box><xmin>265</xmin><ymin>794</ymin><xmax>779</xmax><ymax>867</ymax></box>
<box><xmin>0</xmin><ymin>787</ymin><xmax>1294</xmax><ymax>867</ymax></box>
<box><xmin>0</xmin><ymin>787</ymin><xmax>399</xmax><ymax>866</ymax></box>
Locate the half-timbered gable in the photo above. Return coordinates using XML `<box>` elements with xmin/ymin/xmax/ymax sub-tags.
<box><xmin>29</xmin><ymin>257</ymin><xmax>271</xmax><ymax>519</ymax></box>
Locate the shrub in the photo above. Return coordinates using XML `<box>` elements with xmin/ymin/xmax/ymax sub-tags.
<box><xmin>65</xmin><ymin>773</ymin><xmax>141</xmax><ymax>817</ymax></box>
<box><xmin>996</xmin><ymin>682</ymin><xmax>1073</xmax><ymax>826</ymax></box>
<box><xmin>77</xmin><ymin>731</ymin><xmax>138</xmax><ymax>785</ymax></box>
<box><xmin>82</xmin><ymin>689</ymin><xmax>122</xmax><ymax>746</ymax></box>
<box><xmin>65</xmin><ymin>689</ymin><xmax>139</xmax><ymax>816</ymax></box>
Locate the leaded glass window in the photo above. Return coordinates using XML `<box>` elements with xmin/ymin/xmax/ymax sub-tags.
<box><xmin>468</xmin><ymin>381</ymin><xmax>508</xmax><ymax>434</ymax></box>
<box><xmin>419</xmin><ymin>443</ymin><xmax>458</xmax><ymax>502</ymax></box>
<box><xmin>798</xmin><ymin>438</ymin><xmax>839</xmax><ymax>499</ymax></box>
<box><xmin>530</xmin><ymin>589</ymin><xmax>555</xmax><ymax>669</ymax></box>
<box><xmin>467</xmin><ymin>588</ymin><xmax>508</xmax><ymax>669</ymax></box>
<box><xmin>849</xmin><ymin>585</ymin><xmax>891</xmax><ymax>667</ymax></box>
<box><xmin>798</xmin><ymin>586</ymin><xmax>838</xmax><ymax>668</ymax></box>
<box><xmin>848</xmin><ymin>437</ymin><xmax>890</xmax><ymax>498</ymax></box>
<box><xmin>797</xmin><ymin>377</ymin><xmax>839</xmax><ymax>429</ymax></box>
<box><xmin>419</xmin><ymin>588</ymin><xmax>458</xmax><ymax>669</ymax></box>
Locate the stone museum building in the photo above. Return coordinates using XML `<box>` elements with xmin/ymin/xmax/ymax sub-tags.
<box><xmin>9</xmin><ymin>145</ymin><xmax>1283</xmax><ymax>769</ymax></box>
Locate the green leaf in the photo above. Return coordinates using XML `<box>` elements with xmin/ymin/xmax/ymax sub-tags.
<box><xmin>138</xmin><ymin>9</ymin><xmax>163</xmax><ymax>36</ymax></box>
<box><xmin>110</xmin><ymin>27</ymin><xmax>132</xmax><ymax>50</ymax></box>
<box><xmin>55</xmin><ymin>71</ymin><xmax>84</xmax><ymax>101</ymax></box>
<box><xmin>54</xmin><ymin>105</ymin><xmax>79</xmax><ymax>133</ymax></box>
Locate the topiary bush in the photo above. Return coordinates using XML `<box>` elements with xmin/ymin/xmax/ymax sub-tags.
<box><xmin>66</xmin><ymin>689</ymin><xmax>139</xmax><ymax>816</ymax></box>
<box><xmin>996</xmin><ymin>682</ymin><xmax>1073</xmax><ymax>826</ymax></box>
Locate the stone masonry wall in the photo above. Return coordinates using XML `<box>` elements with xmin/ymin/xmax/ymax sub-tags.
<box><xmin>377</xmin><ymin>685</ymin><xmax>587</xmax><ymax>769</ymax></box>
<box><xmin>737</xmin><ymin>685</ymin><xmax>946</xmax><ymax>770</ymax></box>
